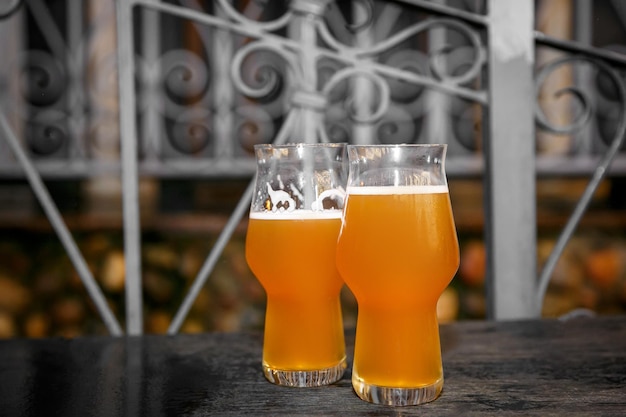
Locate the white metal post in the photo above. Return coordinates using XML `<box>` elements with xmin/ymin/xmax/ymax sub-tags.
<box><xmin>484</xmin><ymin>0</ymin><xmax>537</xmax><ymax>319</ymax></box>
<box><xmin>116</xmin><ymin>0</ymin><xmax>144</xmax><ymax>335</ymax></box>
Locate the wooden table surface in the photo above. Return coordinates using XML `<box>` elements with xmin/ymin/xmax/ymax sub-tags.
<box><xmin>0</xmin><ymin>315</ymin><xmax>624</xmax><ymax>416</ymax></box>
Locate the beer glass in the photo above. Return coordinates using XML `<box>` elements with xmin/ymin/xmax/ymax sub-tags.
<box><xmin>245</xmin><ymin>143</ymin><xmax>348</xmax><ymax>387</ymax></box>
<box><xmin>336</xmin><ymin>144</ymin><xmax>460</xmax><ymax>405</ymax></box>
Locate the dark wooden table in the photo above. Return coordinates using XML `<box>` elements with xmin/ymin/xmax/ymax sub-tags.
<box><xmin>0</xmin><ymin>315</ymin><xmax>625</xmax><ymax>416</ymax></box>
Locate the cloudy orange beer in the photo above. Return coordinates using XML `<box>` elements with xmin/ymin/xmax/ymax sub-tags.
<box><xmin>246</xmin><ymin>210</ymin><xmax>346</xmax><ymax>383</ymax></box>
<box><xmin>336</xmin><ymin>184</ymin><xmax>459</xmax><ymax>400</ymax></box>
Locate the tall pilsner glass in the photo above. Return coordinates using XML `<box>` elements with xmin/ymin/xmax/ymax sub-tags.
<box><xmin>336</xmin><ymin>144</ymin><xmax>460</xmax><ymax>405</ymax></box>
<box><xmin>245</xmin><ymin>143</ymin><xmax>348</xmax><ymax>387</ymax></box>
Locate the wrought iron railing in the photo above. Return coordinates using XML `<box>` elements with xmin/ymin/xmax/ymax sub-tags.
<box><xmin>1</xmin><ymin>0</ymin><xmax>625</xmax><ymax>333</ymax></box>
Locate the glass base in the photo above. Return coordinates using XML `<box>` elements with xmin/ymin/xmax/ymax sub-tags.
<box><xmin>352</xmin><ymin>374</ymin><xmax>443</xmax><ymax>406</ymax></box>
<box><xmin>263</xmin><ymin>357</ymin><xmax>347</xmax><ymax>387</ymax></box>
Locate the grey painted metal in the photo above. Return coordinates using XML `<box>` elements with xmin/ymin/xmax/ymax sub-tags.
<box><xmin>573</xmin><ymin>0</ymin><xmax>594</xmax><ymax>155</ymax></box>
<box><xmin>165</xmin><ymin>0</ymin><xmax>483</xmax><ymax>330</ymax></box>
<box><xmin>67</xmin><ymin>0</ymin><xmax>84</xmax><ymax>160</ymax></box>
<box><xmin>167</xmin><ymin>108</ymin><xmax>300</xmax><ymax>334</ymax></box>
<box><xmin>535</xmin><ymin>58</ymin><xmax>626</xmax><ymax>312</ymax></box>
<box><xmin>535</xmin><ymin>31</ymin><xmax>626</xmax><ymax>66</ymax></box>
<box><xmin>0</xmin><ymin>0</ymin><xmax>22</xmax><ymax>17</ymax></box>
<box><xmin>0</xmin><ymin>5</ymin><xmax>21</xmax><ymax>165</ymax></box>
<box><xmin>115</xmin><ymin>0</ymin><xmax>144</xmax><ymax>335</ymax></box>
<box><xmin>109</xmin><ymin>0</ymin><xmax>626</xmax><ymax>327</ymax></box>
<box><xmin>0</xmin><ymin>112</ymin><xmax>123</xmax><ymax>335</ymax></box>
<box><xmin>3</xmin><ymin>0</ymin><xmax>626</xmax><ymax>333</ymax></box>
<box><xmin>289</xmin><ymin>0</ymin><xmax>330</xmax><ymax>144</ymax></box>
<box><xmin>134</xmin><ymin>0</ymin><xmax>488</xmax><ymax>105</ymax></box>
<box><xmin>427</xmin><ymin>0</ymin><xmax>451</xmax><ymax>149</ymax></box>
<box><xmin>484</xmin><ymin>0</ymin><xmax>537</xmax><ymax>319</ymax></box>
<box><xmin>140</xmin><ymin>1</ymin><xmax>162</xmax><ymax>163</ymax></box>
<box><xmin>350</xmin><ymin>1</ymin><xmax>375</xmax><ymax>145</ymax></box>
<box><xmin>210</xmin><ymin>1</ymin><xmax>236</xmax><ymax>160</ymax></box>
<box><xmin>401</xmin><ymin>0</ymin><xmax>488</xmax><ymax>25</ymax></box>
<box><xmin>533</xmin><ymin>26</ymin><xmax>626</xmax><ymax>312</ymax></box>
<box><xmin>167</xmin><ymin>181</ymin><xmax>254</xmax><ymax>334</ymax></box>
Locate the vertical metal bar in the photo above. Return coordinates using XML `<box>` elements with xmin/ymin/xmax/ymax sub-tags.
<box><xmin>67</xmin><ymin>0</ymin><xmax>84</xmax><ymax>159</ymax></box>
<box><xmin>484</xmin><ymin>0</ymin><xmax>537</xmax><ymax>319</ymax></box>
<box><xmin>0</xmin><ymin>5</ymin><xmax>22</xmax><ymax>164</ymax></box>
<box><xmin>212</xmin><ymin>0</ymin><xmax>234</xmax><ymax>158</ymax></box>
<box><xmin>427</xmin><ymin>0</ymin><xmax>449</xmax><ymax>146</ymax></box>
<box><xmin>141</xmin><ymin>0</ymin><xmax>161</xmax><ymax>162</ymax></box>
<box><xmin>116</xmin><ymin>0</ymin><xmax>144</xmax><ymax>335</ymax></box>
<box><xmin>352</xmin><ymin>1</ymin><xmax>374</xmax><ymax>145</ymax></box>
<box><xmin>573</xmin><ymin>0</ymin><xmax>594</xmax><ymax>154</ymax></box>
<box><xmin>288</xmin><ymin>0</ymin><xmax>327</xmax><ymax>143</ymax></box>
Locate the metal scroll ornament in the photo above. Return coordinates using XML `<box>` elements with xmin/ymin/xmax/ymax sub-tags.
<box><xmin>223</xmin><ymin>0</ymin><xmax>486</xmax><ymax>146</ymax></box>
<box><xmin>534</xmin><ymin>56</ymin><xmax>626</xmax><ymax>310</ymax></box>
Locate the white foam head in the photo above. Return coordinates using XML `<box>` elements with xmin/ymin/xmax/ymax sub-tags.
<box><xmin>250</xmin><ymin>210</ymin><xmax>342</xmax><ymax>220</ymax></box>
<box><xmin>346</xmin><ymin>185</ymin><xmax>448</xmax><ymax>195</ymax></box>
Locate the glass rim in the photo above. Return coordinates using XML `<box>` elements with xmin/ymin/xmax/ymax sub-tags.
<box><xmin>347</xmin><ymin>143</ymin><xmax>447</xmax><ymax>149</ymax></box>
<box><xmin>254</xmin><ymin>142</ymin><xmax>347</xmax><ymax>150</ymax></box>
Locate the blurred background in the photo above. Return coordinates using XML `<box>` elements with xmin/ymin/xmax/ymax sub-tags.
<box><xmin>1</xmin><ymin>0</ymin><xmax>625</xmax><ymax>338</ymax></box>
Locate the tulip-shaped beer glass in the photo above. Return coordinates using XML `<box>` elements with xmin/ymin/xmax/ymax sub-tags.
<box><xmin>336</xmin><ymin>144</ymin><xmax>460</xmax><ymax>405</ymax></box>
<box><xmin>245</xmin><ymin>143</ymin><xmax>348</xmax><ymax>387</ymax></box>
